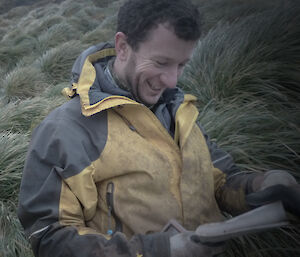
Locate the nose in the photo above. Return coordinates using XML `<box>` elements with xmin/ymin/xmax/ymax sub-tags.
<box><xmin>160</xmin><ymin>67</ymin><xmax>179</xmax><ymax>89</ymax></box>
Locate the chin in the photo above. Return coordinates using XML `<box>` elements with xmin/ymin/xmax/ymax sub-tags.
<box><xmin>141</xmin><ymin>99</ymin><xmax>157</xmax><ymax>106</ymax></box>
<box><xmin>139</xmin><ymin>92</ymin><xmax>162</xmax><ymax>106</ymax></box>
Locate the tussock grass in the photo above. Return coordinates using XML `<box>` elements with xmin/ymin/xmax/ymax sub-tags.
<box><xmin>82</xmin><ymin>27</ymin><xmax>115</xmax><ymax>45</ymax></box>
<box><xmin>0</xmin><ymin>201</ymin><xmax>33</xmax><ymax>257</ymax></box>
<box><xmin>2</xmin><ymin>66</ymin><xmax>48</xmax><ymax>101</ymax></box>
<box><xmin>29</xmin><ymin>4</ymin><xmax>62</xmax><ymax>20</ymax></box>
<box><xmin>0</xmin><ymin>18</ymin><xmax>11</xmax><ymax>39</ymax></box>
<box><xmin>197</xmin><ymin>100</ymin><xmax>300</xmax><ymax>176</ymax></box>
<box><xmin>84</xmin><ymin>6</ymin><xmax>108</xmax><ymax>21</ymax></box>
<box><xmin>82</xmin><ymin>14</ymin><xmax>117</xmax><ymax>44</ymax></box>
<box><xmin>195</xmin><ymin>0</ymin><xmax>284</xmax><ymax>34</ymax></box>
<box><xmin>0</xmin><ymin>4</ymin><xmax>31</xmax><ymax>19</ymax></box>
<box><xmin>0</xmin><ymin>96</ymin><xmax>66</xmax><ymax>134</ymax></box>
<box><xmin>37</xmin><ymin>22</ymin><xmax>80</xmax><ymax>52</ymax></box>
<box><xmin>181</xmin><ymin>4</ymin><xmax>300</xmax><ymax>109</ymax></box>
<box><xmin>0</xmin><ymin>27</ymin><xmax>5</xmax><ymax>40</ymax></box>
<box><xmin>91</xmin><ymin>0</ymin><xmax>119</xmax><ymax>8</ymax></box>
<box><xmin>26</xmin><ymin>15</ymin><xmax>64</xmax><ymax>38</ymax></box>
<box><xmin>35</xmin><ymin>40</ymin><xmax>86</xmax><ymax>84</ymax></box>
<box><xmin>1</xmin><ymin>27</ymin><xmax>23</xmax><ymax>42</ymax></box>
<box><xmin>0</xmin><ymin>132</ymin><xmax>28</xmax><ymax>202</ymax></box>
<box><xmin>0</xmin><ymin>17</ymin><xmax>11</xmax><ymax>27</ymax></box>
<box><xmin>0</xmin><ymin>0</ymin><xmax>44</xmax><ymax>15</ymax></box>
<box><xmin>67</xmin><ymin>9</ymin><xmax>99</xmax><ymax>34</ymax></box>
<box><xmin>42</xmin><ymin>82</ymin><xmax>70</xmax><ymax>99</ymax></box>
<box><xmin>60</xmin><ymin>0</ymin><xmax>83</xmax><ymax>17</ymax></box>
<box><xmin>225</xmin><ymin>225</ymin><xmax>300</xmax><ymax>257</ymax></box>
<box><xmin>180</xmin><ymin>3</ymin><xmax>300</xmax><ymax>181</ymax></box>
<box><xmin>0</xmin><ymin>36</ymin><xmax>38</xmax><ymax>74</ymax></box>
<box><xmin>0</xmin><ymin>67</ymin><xmax>4</xmax><ymax>79</ymax></box>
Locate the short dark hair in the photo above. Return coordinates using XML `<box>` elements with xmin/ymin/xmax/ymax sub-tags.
<box><xmin>117</xmin><ymin>0</ymin><xmax>202</xmax><ymax>50</ymax></box>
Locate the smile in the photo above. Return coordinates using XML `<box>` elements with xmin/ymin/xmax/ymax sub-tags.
<box><xmin>147</xmin><ymin>81</ymin><xmax>161</xmax><ymax>92</ymax></box>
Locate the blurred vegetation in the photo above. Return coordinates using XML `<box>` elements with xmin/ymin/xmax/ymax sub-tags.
<box><xmin>0</xmin><ymin>0</ymin><xmax>299</xmax><ymax>256</ymax></box>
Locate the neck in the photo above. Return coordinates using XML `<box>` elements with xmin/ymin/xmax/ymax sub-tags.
<box><xmin>110</xmin><ymin>58</ymin><xmax>130</xmax><ymax>92</ymax></box>
<box><xmin>112</xmin><ymin>58</ymin><xmax>124</xmax><ymax>84</ymax></box>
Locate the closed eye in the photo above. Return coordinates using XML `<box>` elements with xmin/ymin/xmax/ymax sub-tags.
<box><xmin>179</xmin><ymin>61</ymin><xmax>189</xmax><ymax>69</ymax></box>
<box><xmin>156</xmin><ymin>60</ymin><xmax>168</xmax><ymax>66</ymax></box>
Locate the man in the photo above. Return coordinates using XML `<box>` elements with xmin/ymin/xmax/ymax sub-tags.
<box><xmin>18</xmin><ymin>0</ymin><xmax>299</xmax><ymax>256</ymax></box>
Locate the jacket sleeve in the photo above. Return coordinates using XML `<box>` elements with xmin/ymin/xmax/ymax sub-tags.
<box><xmin>197</xmin><ymin>123</ymin><xmax>257</xmax><ymax>215</ymax></box>
<box><xmin>17</xmin><ymin>115</ymin><xmax>170</xmax><ymax>257</ymax></box>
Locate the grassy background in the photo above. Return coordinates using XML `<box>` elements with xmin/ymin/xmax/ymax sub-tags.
<box><xmin>0</xmin><ymin>0</ymin><xmax>299</xmax><ymax>256</ymax></box>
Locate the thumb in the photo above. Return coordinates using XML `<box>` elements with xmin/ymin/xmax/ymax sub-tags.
<box><xmin>246</xmin><ymin>185</ymin><xmax>284</xmax><ymax>206</ymax></box>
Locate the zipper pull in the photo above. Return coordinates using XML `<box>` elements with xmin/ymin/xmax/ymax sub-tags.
<box><xmin>106</xmin><ymin>182</ymin><xmax>114</xmax><ymax>236</ymax></box>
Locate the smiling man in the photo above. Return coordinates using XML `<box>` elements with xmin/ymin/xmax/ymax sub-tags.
<box><xmin>18</xmin><ymin>0</ymin><xmax>300</xmax><ymax>257</ymax></box>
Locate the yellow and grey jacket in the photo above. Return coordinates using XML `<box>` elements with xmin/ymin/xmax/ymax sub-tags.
<box><xmin>18</xmin><ymin>42</ymin><xmax>254</xmax><ymax>257</ymax></box>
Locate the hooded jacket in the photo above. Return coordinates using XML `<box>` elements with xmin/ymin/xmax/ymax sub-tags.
<box><xmin>18</xmin><ymin>42</ymin><xmax>252</xmax><ymax>257</ymax></box>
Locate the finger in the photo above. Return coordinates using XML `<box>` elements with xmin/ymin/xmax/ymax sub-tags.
<box><xmin>246</xmin><ymin>184</ymin><xmax>300</xmax><ymax>217</ymax></box>
<box><xmin>246</xmin><ymin>185</ymin><xmax>284</xmax><ymax>206</ymax></box>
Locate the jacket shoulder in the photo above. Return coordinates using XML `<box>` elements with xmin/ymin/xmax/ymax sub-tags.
<box><xmin>30</xmin><ymin>97</ymin><xmax>108</xmax><ymax>178</ymax></box>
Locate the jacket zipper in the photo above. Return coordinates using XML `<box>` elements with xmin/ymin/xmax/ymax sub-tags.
<box><xmin>106</xmin><ymin>182</ymin><xmax>123</xmax><ymax>235</ymax></box>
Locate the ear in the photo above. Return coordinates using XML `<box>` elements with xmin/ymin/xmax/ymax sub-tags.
<box><xmin>115</xmin><ymin>32</ymin><xmax>130</xmax><ymax>61</ymax></box>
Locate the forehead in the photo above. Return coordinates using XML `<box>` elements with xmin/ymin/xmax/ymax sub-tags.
<box><xmin>136</xmin><ymin>23</ymin><xmax>197</xmax><ymax>61</ymax></box>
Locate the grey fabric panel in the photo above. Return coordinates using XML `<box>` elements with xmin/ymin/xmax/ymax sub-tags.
<box><xmin>18</xmin><ymin>97</ymin><xmax>108</xmax><ymax>237</ymax></box>
<box><xmin>43</xmin><ymin>97</ymin><xmax>108</xmax><ymax>178</ymax></box>
<box><xmin>71</xmin><ymin>42</ymin><xmax>114</xmax><ymax>84</ymax></box>
<box><xmin>18</xmin><ymin>164</ymin><xmax>62</xmax><ymax>237</ymax></box>
<box><xmin>152</xmin><ymin>88</ymin><xmax>184</xmax><ymax>137</ymax></box>
<box><xmin>89</xmin><ymin>61</ymin><xmax>132</xmax><ymax>105</ymax></box>
<box><xmin>197</xmin><ymin>123</ymin><xmax>240</xmax><ymax>176</ymax></box>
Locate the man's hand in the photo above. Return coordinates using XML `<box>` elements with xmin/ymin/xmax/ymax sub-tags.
<box><xmin>246</xmin><ymin>170</ymin><xmax>300</xmax><ymax>217</ymax></box>
<box><xmin>169</xmin><ymin>232</ymin><xmax>224</xmax><ymax>257</ymax></box>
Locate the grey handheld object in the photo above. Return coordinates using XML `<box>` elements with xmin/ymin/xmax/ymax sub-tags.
<box><xmin>195</xmin><ymin>201</ymin><xmax>288</xmax><ymax>243</ymax></box>
<box><xmin>164</xmin><ymin>201</ymin><xmax>288</xmax><ymax>243</ymax></box>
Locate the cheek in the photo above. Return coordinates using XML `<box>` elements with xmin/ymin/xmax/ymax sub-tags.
<box><xmin>136</xmin><ymin>61</ymin><xmax>153</xmax><ymax>70</ymax></box>
<box><xmin>136</xmin><ymin>65</ymin><xmax>160</xmax><ymax>83</ymax></box>
<box><xmin>178</xmin><ymin>68</ymin><xmax>184</xmax><ymax>78</ymax></box>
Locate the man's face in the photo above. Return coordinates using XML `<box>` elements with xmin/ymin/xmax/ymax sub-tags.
<box><xmin>122</xmin><ymin>24</ymin><xmax>197</xmax><ymax>106</ymax></box>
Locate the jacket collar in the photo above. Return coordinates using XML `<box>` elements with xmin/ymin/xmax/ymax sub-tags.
<box><xmin>62</xmin><ymin>42</ymin><xmax>194</xmax><ymax>132</ymax></box>
<box><xmin>63</xmin><ymin>43</ymin><xmax>137</xmax><ymax>116</ymax></box>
